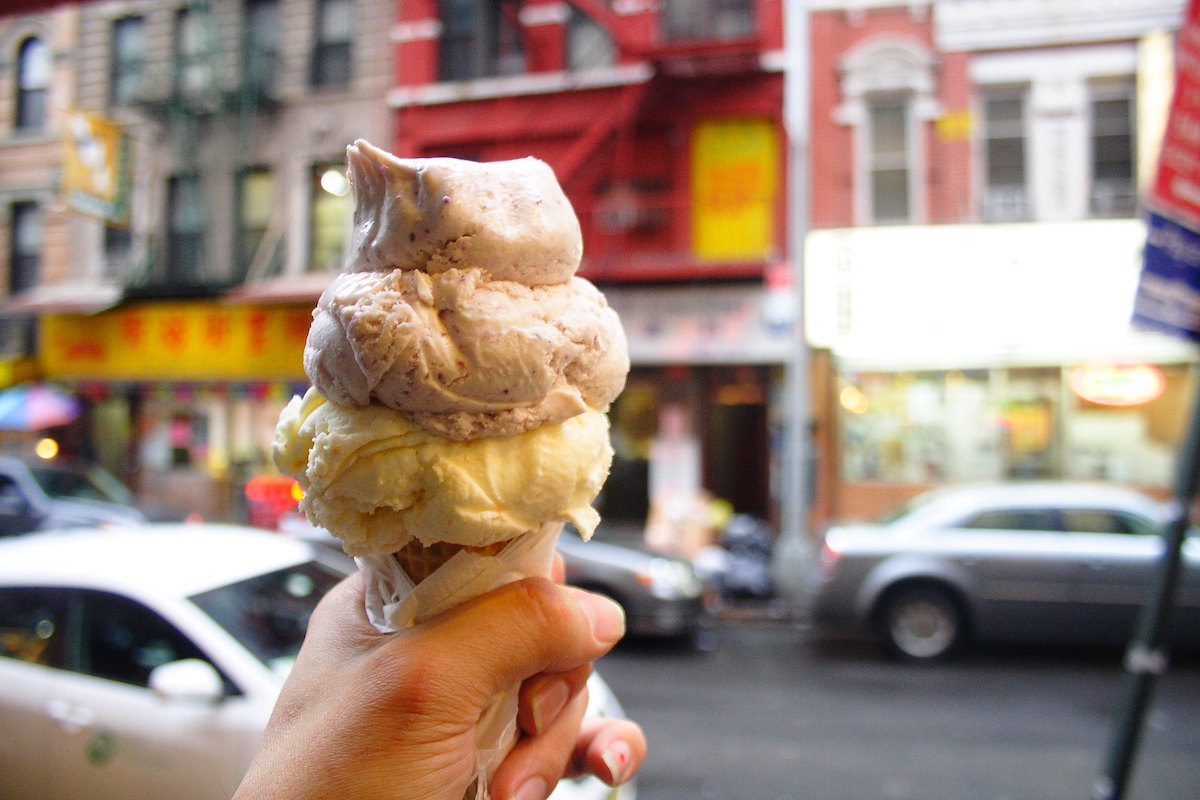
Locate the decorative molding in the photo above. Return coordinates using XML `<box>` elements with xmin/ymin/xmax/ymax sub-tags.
<box><xmin>935</xmin><ymin>0</ymin><xmax>1185</xmax><ymax>52</ymax></box>
<box><xmin>388</xmin><ymin>62</ymin><xmax>654</xmax><ymax>107</ymax></box>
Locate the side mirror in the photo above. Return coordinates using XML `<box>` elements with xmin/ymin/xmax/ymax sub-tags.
<box><xmin>149</xmin><ymin>658</ymin><xmax>225</xmax><ymax>703</ymax></box>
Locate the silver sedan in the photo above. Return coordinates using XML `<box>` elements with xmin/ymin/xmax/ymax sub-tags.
<box><xmin>806</xmin><ymin>482</ymin><xmax>1200</xmax><ymax>661</ymax></box>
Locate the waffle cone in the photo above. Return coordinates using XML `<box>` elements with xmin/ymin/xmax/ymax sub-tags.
<box><xmin>392</xmin><ymin>538</ymin><xmax>512</xmax><ymax>582</ymax></box>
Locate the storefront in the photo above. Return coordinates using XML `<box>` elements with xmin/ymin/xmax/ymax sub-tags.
<box><xmin>602</xmin><ymin>280</ymin><xmax>794</xmax><ymax>552</ymax></box>
<box><xmin>806</xmin><ymin>219</ymin><xmax>1198</xmax><ymax>523</ymax></box>
<box><xmin>37</xmin><ymin>300</ymin><xmax>312</xmax><ymax>521</ymax></box>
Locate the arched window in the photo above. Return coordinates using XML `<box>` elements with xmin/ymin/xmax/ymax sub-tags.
<box><xmin>836</xmin><ymin>38</ymin><xmax>938</xmax><ymax>225</ymax></box>
<box><xmin>16</xmin><ymin>36</ymin><xmax>50</xmax><ymax>131</ymax></box>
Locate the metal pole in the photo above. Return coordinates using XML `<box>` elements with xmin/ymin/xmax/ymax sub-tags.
<box><xmin>1093</xmin><ymin>365</ymin><xmax>1200</xmax><ymax>800</ymax></box>
<box><xmin>779</xmin><ymin>0</ymin><xmax>811</xmax><ymax>588</ymax></box>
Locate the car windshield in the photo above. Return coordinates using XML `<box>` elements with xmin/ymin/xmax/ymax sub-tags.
<box><xmin>189</xmin><ymin>561</ymin><xmax>343</xmax><ymax>676</ymax></box>
<box><xmin>29</xmin><ymin>462</ymin><xmax>134</xmax><ymax>505</ymax></box>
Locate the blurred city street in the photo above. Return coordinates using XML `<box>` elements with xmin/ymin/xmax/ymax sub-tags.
<box><xmin>598</xmin><ymin>618</ymin><xmax>1200</xmax><ymax>800</ymax></box>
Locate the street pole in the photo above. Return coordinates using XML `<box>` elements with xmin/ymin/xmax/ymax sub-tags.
<box><xmin>1092</xmin><ymin>367</ymin><xmax>1200</xmax><ymax>800</ymax></box>
<box><xmin>778</xmin><ymin>0</ymin><xmax>812</xmax><ymax>592</ymax></box>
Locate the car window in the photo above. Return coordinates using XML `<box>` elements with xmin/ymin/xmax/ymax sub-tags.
<box><xmin>189</xmin><ymin>561</ymin><xmax>342</xmax><ymax>675</ymax></box>
<box><xmin>1061</xmin><ymin>509</ymin><xmax>1158</xmax><ymax>536</ymax></box>
<box><xmin>0</xmin><ymin>586</ymin><xmax>68</xmax><ymax>668</ymax></box>
<box><xmin>30</xmin><ymin>463</ymin><xmax>133</xmax><ymax>505</ymax></box>
<box><xmin>959</xmin><ymin>508</ymin><xmax>1060</xmax><ymax>531</ymax></box>
<box><xmin>78</xmin><ymin>590</ymin><xmax>211</xmax><ymax>688</ymax></box>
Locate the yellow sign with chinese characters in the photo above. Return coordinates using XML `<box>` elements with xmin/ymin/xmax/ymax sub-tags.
<box><xmin>691</xmin><ymin>118</ymin><xmax>779</xmax><ymax>262</ymax></box>
<box><xmin>39</xmin><ymin>301</ymin><xmax>311</xmax><ymax>380</ymax></box>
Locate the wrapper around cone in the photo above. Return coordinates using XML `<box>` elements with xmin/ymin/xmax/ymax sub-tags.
<box><xmin>272</xmin><ymin>140</ymin><xmax>628</xmax><ymax>800</ymax></box>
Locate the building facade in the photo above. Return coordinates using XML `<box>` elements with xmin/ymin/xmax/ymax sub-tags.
<box><xmin>0</xmin><ymin>0</ymin><xmax>392</xmax><ymax>519</ymax></box>
<box><xmin>805</xmin><ymin>0</ymin><xmax>1194</xmax><ymax>523</ymax></box>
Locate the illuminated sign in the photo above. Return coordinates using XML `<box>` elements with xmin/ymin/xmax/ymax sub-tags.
<box><xmin>1069</xmin><ymin>363</ymin><xmax>1167</xmax><ymax>407</ymax></box>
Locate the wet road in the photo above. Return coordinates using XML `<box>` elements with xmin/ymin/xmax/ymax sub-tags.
<box><xmin>596</xmin><ymin>618</ymin><xmax>1200</xmax><ymax>800</ymax></box>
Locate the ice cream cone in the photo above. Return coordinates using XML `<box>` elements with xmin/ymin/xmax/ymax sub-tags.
<box><xmin>393</xmin><ymin>538</ymin><xmax>513</xmax><ymax>583</ymax></box>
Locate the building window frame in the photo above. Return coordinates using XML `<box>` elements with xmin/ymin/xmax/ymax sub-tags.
<box><xmin>437</xmin><ymin>0</ymin><xmax>525</xmax><ymax>82</ymax></box>
<box><xmin>244</xmin><ymin>0</ymin><xmax>281</xmax><ymax>97</ymax></box>
<box><xmin>173</xmin><ymin>6</ymin><xmax>216</xmax><ymax>104</ymax></box>
<box><xmin>235</xmin><ymin>166</ymin><xmax>280</xmax><ymax>282</ymax></box>
<box><xmin>110</xmin><ymin>15</ymin><xmax>146</xmax><ymax>108</ymax></box>
<box><xmin>980</xmin><ymin>84</ymin><xmax>1030</xmax><ymax>222</ymax></box>
<box><xmin>8</xmin><ymin>201</ymin><xmax>42</xmax><ymax>294</ymax></box>
<box><xmin>309</xmin><ymin>161</ymin><xmax>351</xmax><ymax>272</ymax></box>
<box><xmin>15</xmin><ymin>36</ymin><xmax>50</xmax><ymax>132</ymax></box>
<box><xmin>1088</xmin><ymin>78</ymin><xmax>1137</xmax><ymax>219</ymax></box>
<box><xmin>167</xmin><ymin>173</ymin><xmax>204</xmax><ymax>283</ymax></box>
<box><xmin>836</xmin><ymin>38</ymin><xmax>938</xmax><ymax>226</ymax></box>
<box><xmin>310</xmin><ymin>0</ymin><xmax>353</xmax><ymax>89</ymax></box>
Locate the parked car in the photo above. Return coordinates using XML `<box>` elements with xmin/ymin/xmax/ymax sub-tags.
<box><xmin>0</xmin><ymin>455</ymin><xmax>181</xmax><ymax>537</ymax></box>
<box><xmin>807</xmin><ymin>482</ymin><xmax>1200</xmax><ymax>661</ymax></box>
<box><xmin>0</xmin><ymin>525</ymin><xmax>634</xmax><ymax>800</ymax></box>
<box><xmin>280</xmin><ymin>513</ymin><xmax>710</xmax><ymax>641</ymax></box>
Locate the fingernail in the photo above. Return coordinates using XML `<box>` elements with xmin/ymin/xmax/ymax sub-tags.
<box><xmin>573</xmin><ymin>590</ymin><xmax>625</xmax><ymax>644</ymax></box>
<box><xmin>513</xmin><ymin>776</ymin><xmax>549</xmax><ymax>800</ymax></box>
<box><xmin>600</xmin><ymin>740</ymin><xmax>633</xmax><ymax>785</ymax></box>
<box><xmin>530</xmin><ymin>679</ymin><xmax>569</xmax><ymax>734</ymax></box>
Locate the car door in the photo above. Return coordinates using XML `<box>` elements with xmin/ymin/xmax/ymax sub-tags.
<box><xmin>949</xmin><ymin>507</ymin><xmax>1077</xmax><ymax>640</ymax></box>
<box><xmin>46</xmin><ymin>589</ymin><xmax>253</xmax><ymax>800</ymax></box>
<box><xmin>1061</xmin><ymin>509</ymin><xmax>1188</xmax><ymax>645</ymax></box>
<box><xmin>0</xmin><ymin>586</ymin><xmax>70</xmax><ymax>800</ymax></box>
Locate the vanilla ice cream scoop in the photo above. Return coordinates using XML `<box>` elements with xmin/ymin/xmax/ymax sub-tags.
<box><xmin>304</xmin><ymin>266</ymin><xmax>628</xmax><ymax>439</ymax></box>
<box><xmin>345</xmin><ymin>139</ymin><xmax>582</xmax><ymax>285</ymax></box>
<box><xmin>274</xmin><ymin>387</ymin><xmax>612</xmax><ymax>556</ymax></box>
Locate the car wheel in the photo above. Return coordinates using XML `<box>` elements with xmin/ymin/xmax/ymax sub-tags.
<box><xmin>879</xmin><ymin>584</ymin><xmax>963</xmax><ymax>661</ymax></box>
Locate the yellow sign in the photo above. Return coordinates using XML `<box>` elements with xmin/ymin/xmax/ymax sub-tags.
<box><xmin>39</xmin><ymin>301</ymin><xmax>311</xmax><ymax>381</ymax></box>
<box><xmin>691</xmin><ymin>118</ymin><xmax>779</xmax><ymax>262</ymax></box>
<box><xmin>62</xmin><ymin>110</ymin><xmax>129</xmax><ymax>224</ymax></box>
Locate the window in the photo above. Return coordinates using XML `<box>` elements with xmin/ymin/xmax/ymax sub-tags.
<box><xmin>15</xmin><ymin>37</ymin><xmax>49</xmax><ymax>131</ymax></box>
<box><xmin>1089</xmin><ymin>80</ymin><xmax>1137</xmax><ymax>218</ymax></box>
<box><xmin>867</xmin><ymin>96</ymin><xmax>911</xmax><ymax>223</ymax></box>
<box><xmin>174</xmin><ymin>6</ymin><xmax>215</xmax><ymax>103</ymax></box>
<box><xmin>244</xmin><ymin>0</ymin><xmax>280</xmax><ymax>96</ymax></box>
<box><xmin>310</xmin><ymin>161</ymin><xmax>350</xmax><ymax>271</ymax></box>
<box><xmin>167</xmin><ymin>173</ymin><xmax>203</xmax><ymax>282</ymax></box>
<box><xmin>1061</xmin><ymin>510</ymin><xmax>1156</xmax><ymax>536</ymax></box>
<box><xmin>837</xmin><ymin>40</ymin><xmax>935</xmax><ymax>226</ymax></box>
<box><xmin>311</xmin><ymin>0</ymin><xmax>352</xmax><ymax>88</ymax></box>
<box><xmin>437</xmin><ymin>0</ymin><xmax>525</xmax><ymax>82</ymax></box>
<box><xmin>103</xmin><ymin>224</ymin><xmax>132</xmax><ymax>280</ymax></box>
<box><xmin>961</xmin><ymin>508</ymin><xmax>1059</xmax><ymax>532</ymax></box>
<box><xmin>235</xmin><ymin>167</ymin><xmax>280</xmax><ymax>280</ymax></box>
<box><xmin>110</xmin><ymin>16</ymin><xmax>145</xmax><ymax>107</ymax></box>
<box><xmin>981</xmin><ymin>88</ymin><xmax>1028</xmax><ymax>222</ymax></box>
<box><xmin>79</xmin><ymin>591</ymin><xmax>209</xmax><ymax>688</ymax></box>
<box><xmin>662</xmin><ymin>0</ymin><xmax>754</xmax><ymax>43</ymax></box>
<box><xmin>567</xmin><ymin>9</ymin><xmax>615</xmax><ymax>72</ymax></box>
<box><xmin>0</xmin><ymin>587</ymin><xmax>68</xmax><ymax>668</ymax></box>
<box><xmin>9</xmin><ymin>201</ymin><xmax>42</xmax><ymax>294</ymax></box>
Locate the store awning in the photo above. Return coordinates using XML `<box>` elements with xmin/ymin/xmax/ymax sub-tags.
<box><xmin>0</xmin><ymin>283</ymin><xmax>123</xmax><ymax>316</ymax></box>
<box><xmin>224</xmin><ymin>272</ymin><xmax>334</xmax><ymax>306</ymax></box>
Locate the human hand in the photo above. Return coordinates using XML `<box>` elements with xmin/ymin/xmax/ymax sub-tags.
<box><xmin>232</xmin><ymin>569</ymin><xmax>646</xmax><ymax>800</ymax></box>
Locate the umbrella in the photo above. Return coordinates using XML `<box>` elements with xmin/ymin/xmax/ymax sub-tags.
<box><xmin>0</xmin><ymin>383</ymin><xmax>81</xmax><ymax>431</ymax></box>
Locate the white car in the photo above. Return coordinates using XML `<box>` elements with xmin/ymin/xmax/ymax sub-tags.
<box><xmin>0</xmin><ymin>525</ymin><xmax>634</xmax><ymax>800</ymax></box>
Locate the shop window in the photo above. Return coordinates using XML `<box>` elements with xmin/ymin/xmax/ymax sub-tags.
<box><xmin>1089</xmin><ymin>79</ymin><xmax>1137</xmax><ymax>218</ymax></box>
<box><xmin>309</xmin><ymin>161</ymin><xmax>351</xmax><ymax>272</ymax></box>
<box><xmin>110</xmin><ymin>15</ymin><xmax>145</xmax><ymax>107</ymax></box>
<box><xmin>567</xmin><ymin>9</ymin><xmax>614</xmax><ymax>72</ymax></box>
<box><xmin>9</xmin><ymin>201</ymin><xmax>42</xmax><ymax>294</ymax></box>
<box><xmin>310</xmin><ymin>0</ymin><xmax>353</xmax><ymax>88</ymax></box>
<box><xmin>244</xmin><ymin>0</ymin><xmax>281</xmax><ymax>98</ymax></box>
<box><xmin>235</xmin><ymin>167</ymin><xmax>280</xmax><ymax>281</ymax></box>
<box><xmin>167</xmin><ymin>173</ymin><xmax>204</xmax><ymax>282</ymax></box>
<box><xmin>15</xmin><ymin>36</ymin><xmax>49</xmax><ymax>132</ymax></box>
<box><xmin>438</xmin><ymin>0</ymin><xmax>525</xmax><ymax>82</ymax></box>
<box><xmin>981</xmin><ymin>86</ymin><xmax>1029</xmax><ymax>222</ymax></box>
